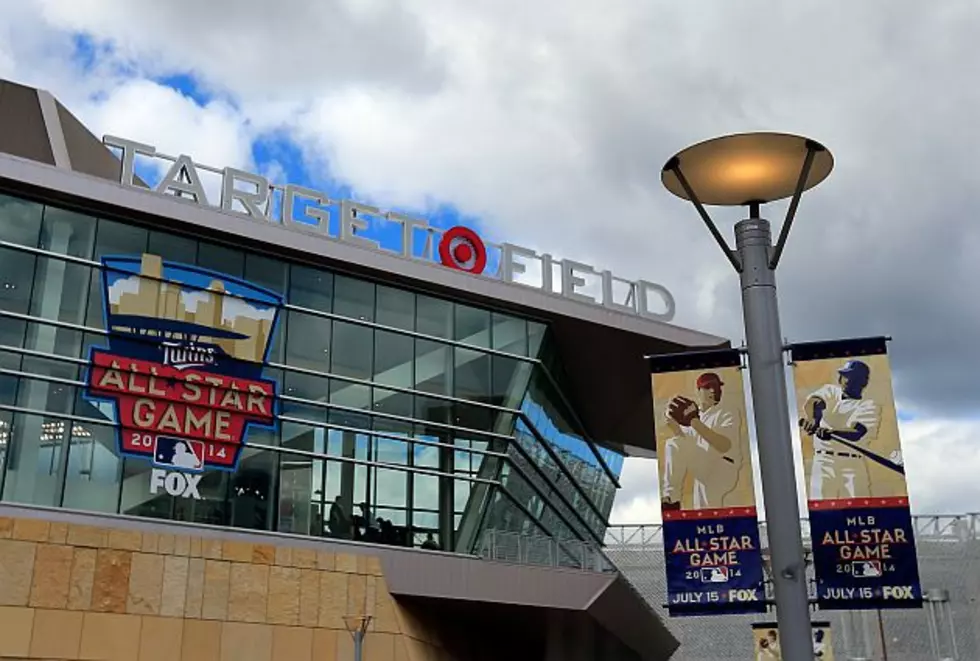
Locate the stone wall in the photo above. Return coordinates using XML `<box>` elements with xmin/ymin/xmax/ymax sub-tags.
<box><xmin>0</xmin><ymin>514</ymin><xmax>453</xmax><ymax>661</ymax></box>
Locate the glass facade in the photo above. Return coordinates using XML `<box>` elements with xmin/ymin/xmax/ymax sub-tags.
<box><xmin>0</xmin><ymin>191</ymin><xmax>624</xmax><ymax>562</ymax></box>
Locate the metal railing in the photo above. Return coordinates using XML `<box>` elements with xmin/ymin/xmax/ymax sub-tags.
<box><xmin>476</xmin><ymin>528</ymin><xmax>617</xmax><ymax>573</ymax></box>
<box><xmin>603</xmin><ymin>514</ymin><xmax>980</xmax><ymax>661</ymax></box>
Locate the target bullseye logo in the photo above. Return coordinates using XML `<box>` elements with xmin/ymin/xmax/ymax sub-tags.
<box><xmin>439</xmin><ymin>226</ymin><xmax>487</xmax><ymax>274</ymax></box>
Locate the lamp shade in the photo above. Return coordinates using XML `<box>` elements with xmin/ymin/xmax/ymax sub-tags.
<box><xmin>661</xmin><ymin>132</ymin><xmax>833</xmax><ymax>206</ymax></box>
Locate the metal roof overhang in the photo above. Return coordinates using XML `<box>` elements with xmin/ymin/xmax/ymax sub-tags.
<box><xmin>0</xmin><ymin>77</ymin><xmax>729</xmax><ymax>457</ymax></box>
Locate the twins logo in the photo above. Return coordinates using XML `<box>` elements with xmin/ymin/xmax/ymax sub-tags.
<box><xmin>85</xmin><ymin>254</ymin><xmax>282</xmax><ymax>479</ymax></box>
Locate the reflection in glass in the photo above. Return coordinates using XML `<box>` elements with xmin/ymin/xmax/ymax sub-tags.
<box><xmin>196</xmin><ymin>241</ymin><xmax>244</xmax><ymax>278</ymax></box>
<box><xmin>333</xmin><ymin>275</ymin><xmax>375</xmax><ymax>322</ymax></box>
<box><xmin>455</xmin><ymin>304</ymin><xmax>490</xmax><ymax>347</ymax></box>
<box><xmin>289</xmin><ymin>265</ymin><xmax>332</xmax><ymax>312</ymax></box>
<box><xmin>376</xmin><ymin>285</ymin><xmax>415</xmax><ymax>331</ymax></box>
<box><xmin>331</xmin><ymin>321</ymin><xmax>373</xmax><ymax>380</ymax></box>
<box><xmin>416</xmin><ymin>295</ymin><xmax>451</xmax><ymax>338</ymax></box>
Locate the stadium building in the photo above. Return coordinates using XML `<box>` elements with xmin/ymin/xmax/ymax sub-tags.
<box><xmin>0</xmin><ymin>78</ymin><xmax>729</xmax><ymax>661</ymax></box>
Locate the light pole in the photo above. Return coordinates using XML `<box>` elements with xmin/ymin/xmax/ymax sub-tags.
<box><xmin>660</xmin><ymin>132</ymin><xmax>835</xmax><ymax>661</ymax></box>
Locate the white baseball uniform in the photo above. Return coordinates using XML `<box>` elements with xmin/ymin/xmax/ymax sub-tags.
<box><xmin>661</xmin><ymin>403</ymin><xmax>743</xmax><ymax>509</ymax></box>
<box><xmin>807</xmin><ymin>383</ymin><xmax>880</xmax><ymax>500</ymax></box>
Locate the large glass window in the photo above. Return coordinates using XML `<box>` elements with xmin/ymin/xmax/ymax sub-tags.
<box><xmin>0</xmin><ymin>192</ymin><xmax>625</xmax><ymax>557</ymax></box>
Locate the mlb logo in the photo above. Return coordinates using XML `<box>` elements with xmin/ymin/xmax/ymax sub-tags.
<box><xmin>852</xmin><ymin>560</ymin><xmax>883</xmax><ymax>578</ymax></box>
<box><xmin>700</xmin><ymin>566</ymin><xmax>730</xmax><ymax>583</ymax></box>
<box><xmin>154</xmin><ymin>437</ymin><xmax>205</xmax><ymax>472</ymax></box>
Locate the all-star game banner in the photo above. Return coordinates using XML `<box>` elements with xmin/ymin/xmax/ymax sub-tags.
<box><xmin>84</xmin><ymin>253</ymin><xmax>282</xmax><ymax>499</ymax></box>
<box><xmin>650</xmin><ymin>348</ymin><xmax>766</xmax><ymax>616</ymax></box>
<box><xmin>789</xmin><ymin>337</ymin><xmax>922</xmax><ymax>610</ymax></box>
<box><xmin>751</xmin><ymin>621</ymin><xmax>835</xmax><ymax>660</ymax></box>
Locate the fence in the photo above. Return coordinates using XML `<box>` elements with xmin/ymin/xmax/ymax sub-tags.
<box><xmin>604</xmin><ymin>514</ymin><xmax>980</xmax><ymax>661</ymax></box>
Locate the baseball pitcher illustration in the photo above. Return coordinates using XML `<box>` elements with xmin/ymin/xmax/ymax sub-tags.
<box><xmin>660</xmin><ymin>371</ymin><xmax>746</xmax><ymax>511</ymax></box>
<box><xmin>798</xmin><ymin>359</ymin><xmax>904</xmax><ymax>500</ymax></box>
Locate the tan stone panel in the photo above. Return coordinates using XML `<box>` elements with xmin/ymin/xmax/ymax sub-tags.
<box><xmin>30</xmin><ymin>608</ymin><xmax>83</xmax><ymax>659</ymax></box>
<box><xmin>184</xmin><ymin>558</ymin><xmax>206</xmax><ymax>618</ymax></box>
<box><xmin>271</xmin><ymin>626</ymin><xmax>312</xmax><ymax>661</ymax></box>
<box><xmin>266</xmin><ymin>566</ymin><xmax>301</xmax><ymax>626</ymax></box>
<box><xmin>157</xmin><ymin>533</ymin><xmax>176</xmax><ymax>555</ymax></box>
<box><xmin>220</xmin><ymin>622</ymin><xmax>273</xmax><ymax>661</ymax></box>
<box><xmin>273</xmin><ymin>545</ymin><xmax>292</xmax><ymax>567</ymax></box>
<box><xmin>0</xmin><ymin>606</ymin><xmax>34</xmax><ymax>657</ymax></box>
<box><xmin>347</xmin><ymin>574</ymin><xmax>368</xmax><ymax>616</ymax></box>
<box><xmin>0</xmin><ymin>516</ymin><xmax>13</xmax><ymax>538</ymax></box>
<box><xmin>394</xmin><ymin>605</ymin><xmax>428</xmax><ymax>643</ymax></box>
<box><xmin>365</xmin><ymin>576</ymin><xmax>378</xmax><ymax>620</ymax></box>
<box><xmin>298</xmin><ymin>569</ymin><xmax>320</xmax><ymax>627</ymax></box>
<box><xmin>181</xmin><ymin>619</ymin><xmax>222</xmax><ymax>661</ymax></box>
<box><xmin>317</xmin><ymin>571</ymin><xmax>348</xmax><ymax>629</ymax></box>
<box><xmin>364</xmin><ymin>632</ymin><xmax>396</xmax><ymax>661</ymax></box>
<box><xmin>201</xmin><ymin>560</ymin><xmax>231</xmax><ymax>620</ymax></box>
<box><xmin>79</xmin><ymin>612</ymin><xmax>142</xmax><ymax>661</ymax></box>
<box><xmin>160</xmin><ymin>555</ymin><xmax>190</xmax><ymax>617</ymax></box>
<box><xmin>0</xmin><ymin>539</ymin><xmax>36</xmax><ymax>606</ymax></box>
<box><xmin>227</xmin><ymin>563</ymin><xmax>270</xmax><ymax>623</ymax></box>
<box><xmin>188</xmin><ymin>536</ymin><xmax>203</xmax><ymax>558</ymax></box>
<box><xmin>202</xmin><ymin>538</ymin><xmax>223</xmax><ymax>560</ymax></box>
<box><xmin>107</xmin><ymin>528</ymin><xmax>144</xmax><ymax>551</ymax></box>
<box><xmin>393</xmin><ymin>636</ymin><xmax>411</xmax><ymax>661</ymax></box>
<box><xmin>140</xmin><ymin>532</ymin><xmax>160</xmax><ymax>553</ymax></box>
<box><xmin>291</xmin><ymin>548</ymin><xmax>317</xmax><ymax>569</ymax></box>
<box><xmin>29</xmin><ymin>543</ymin><xmax>73</xmax><ymax>608</ymax></box>
<box><xmin>316</xmin><ymin>551</ymin><xmax>335</xmax><ymax>571</ymax></box>
<box><xmin>173</xmin><ymin>535</ymin><xmax>192</xmax><ymax>556</ymax></box>
<box><xmin>12</xmin><ymin>518</ymin><xmax>49</xmax><ymax>542</ymax></box>
<box><xmin>138</xmin><ymin>615</ymin><xmax>184</xmax><ymax>661</ymax></box>
<box><xmin>48</xmin><ymin>521</ymin><xmax>69</xmax><ymax>544</ymax></box>
<box><xmin>127</xmin><ymin>552</ymin><xmax>165</xmax><ymax>615</ymax></box>
<box><xmin>336</xmin><ymin>628</ymin><xmax>355</xmax><ymax>660</ymax></box>
<box><xmin>355</xmin><ymin>554</ymin><xmax>373</xmax><ymax>575</ymax></box>
<box><xmin>312</xmin><ymin>628</ymin><xmax>337</xmax><ymax>661</ymax></box>
<box><xmin>372</xmin><ymin>577</ymin><xmax>400</xmax><ymax>634</ymax></box>
<box><xmin>92</xmin><ymin>549</ymin><xmax>133</xmax><ymax>613</ymax></box>
<box><xmin>334</xmin><ymin>553</ymin><xmax>358</xmax><ymax>574</ymax></box>
<box><xmin>222</xmin><ymin>540</ymin><xmax>253</xmax><ymax>562</ymax></box>
<box><xmin>252</xmin><ymin>544</ymin><xmax>275</xmax><ymax>565</ymax></box>
<box><xmin>67</xmin><ymin>524</ymin><xmax>107</xmax><ymax>548</ymax></box>
<box><xmin>365</xmin><ymin>555</ymin><xmax>384</xmax><ymax>576</ymax></box>
<box><xmin>68</xmin><ymin>547</ymin><xmax>97</xmax><ymax>610</ymax></box>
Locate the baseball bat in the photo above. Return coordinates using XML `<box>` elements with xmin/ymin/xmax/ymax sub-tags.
<box><xmin>800</xmin><ymin>421</ymin><xmax>905</xmax><ymax>476</ymax></box>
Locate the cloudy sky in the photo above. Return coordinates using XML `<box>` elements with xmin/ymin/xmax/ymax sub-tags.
<box><xmin>3</xmin><ymin>0</ymin><xmax>978</xmax><ymax>525</ymax></box>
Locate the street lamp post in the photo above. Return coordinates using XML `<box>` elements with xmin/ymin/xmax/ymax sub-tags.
<box><xmin>661</xmin><ymin>133</ymin><xmax>835</xmax><ymax>661</ymax></box>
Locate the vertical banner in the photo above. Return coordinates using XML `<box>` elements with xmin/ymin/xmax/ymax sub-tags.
<box><xmin>751</xmin><ymin>621</ymin><xmax>835</xmax><ymax>660</ymax></box>
<box><xmin>790</xmin><ymin>337</ymin><xmax>922</xmax><ymax>610</ymax></box>
<box><xmin>650</xmin><ymin>349</ymin><xmax>766</xmax><ymax>616</ymax></box>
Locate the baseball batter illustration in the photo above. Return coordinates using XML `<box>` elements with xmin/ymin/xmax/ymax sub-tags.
<box><xmin>798</xmin><ymin>359</ymin><xmax>891</xmax><ymax>500</ymax></box>
<box><xmin>660</xmin><ymin>371</ymin><xmax>745</xmax><ymax>511</ymax></box>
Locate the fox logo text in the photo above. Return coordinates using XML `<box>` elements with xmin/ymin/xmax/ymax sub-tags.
<box><xmin>150</xmin><ymin>469</ymin><xmax>203</xmax><ymax>499</ymax></box>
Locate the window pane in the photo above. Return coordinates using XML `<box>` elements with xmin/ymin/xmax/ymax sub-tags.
<box><xmin>454</xmin><ymin>304</ymin><xmax>490</xmax><ymax>347</ymax></box>
<box><xmin>416</xmin><ymin>295</ymin><xmax>451</xmax><ymax>338</ymax></box>
<box><xmin>278</xmin><ymin>452</ymin><xmax>320</xmax><ymax>536</ymax></box>
<box><xmin>289</xmin><ymin>265</ymin><xmax>333</xmax><ymax>312</ymax></box>
<box><xmin>376</xmin><ymin>285</ymin><xmax>415</xmax><ymax>331</ymax></box>
<box><xmin>28</xmin><ymin>258</ymin><xmax>91</xmax><ymax>326</ymax></box>
<box><xmin>86</xmin><ymin>219</ymin><xmax>148</xmax><ymax>328</ymax></box>
<box><xmin>284</xmin><ymin>310</ymin><xmax>330</xmax><ymax>371</ymax></box>
<box><xmin>196</xmin><ymin>241</ymin><xmax>244</xmax><ymax>278</ymax></box>
<box><xmin>528</xmin><ymin>321</ymin><xmax>546</xmax><ymax>357</ymax></box>
<box><xmin>230</xmin><ymin>448</ymin><xmax>276</xmax><ymax>531</ymax></box>
<box><xmin>0</xmin><ymin>194</ymin><xmax>43</xmax><ymax>247</ymax></box>
<box><xmin>414</xmin><ymin>339</ymin><xmax>451</xmax><ymax>395</ymax></box>
<box><xmin>454</xmin><ymin>347</ymin><xmax>490</xmax><ymax>404</ymax></box>
<box><xmin>372</xmin><ymin>388</ymin><xmax>413</xmax><ymax>419</ymax></box>
<box><xmin>330</xmin><ymin>321</ymin><xmax>372</xmax><ymax>380</ymax></box>
<box><xmin>2</xmin><ymin>412</ymin><xmax>62</xmax><ymax>506</ymax></box>
<box><xmin>0</xmin><ymin>245</ymin><xmax>35</xmax><ymax>347</ymax></box>
<box><xmin>147</xmin><ymin>230</ymin><xmax>196</xmax><ymax>263</ymax></box>
<box><xmin>62</xmin><ymin>422</ymin><xmax>122</xmax><ymax>513</ymax></box>
<box><xmin>282</xmin><ymin>371</ymin><xmax>329</xmax><ymax>422</ymax></box>
<box><xmin>491</xmin><ymin>312</ymin><xmax>527</xmax><ymax>355</ymax></box>
<box><xmin>413</xmin><ymin>474</ymin><xmax>438</xmax><ymax>511</ymax></box>
<box><xmin>491</xmin><ymin>355</ymin><xmax>532</xmax><ymax>409</ymax></box>
<box><xmin>373</xmin><ymin>330</ymin><xmax>413</xmax><ymax>388</ymax></box>
<box><xmin>244</xmin><ymin>254</ymin><xmax>288</xmax><ymax>295</ymax></box>
<box><xmin>333</xmin><ymin>275</ymin><xmax>374</xmax><ymax>322</ymax></box>
<box><xmin>329</xmin><ymin>380</ymin><xmax>371</xmax><ymax>412</ymax></box>
<box><xmin>40</xmin><ymin>206</ymin><xmax>97</xmax><ymax>258</ymax></box>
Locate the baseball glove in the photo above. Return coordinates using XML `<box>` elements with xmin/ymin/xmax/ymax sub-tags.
<box><xmin>667</xmin><ymin>395</ymin><xmax>699</xmax><ymax>426</ymax></box>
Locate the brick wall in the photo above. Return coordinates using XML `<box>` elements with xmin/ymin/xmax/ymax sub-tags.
<box><xmin>0</xmin><ymin>515</ymin><xmax>453</xmax><ymax>661</ymax></box>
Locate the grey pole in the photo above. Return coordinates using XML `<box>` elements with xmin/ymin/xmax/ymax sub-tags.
<box><xmin>353</xmin><ymin>630</ymin><xmax>364</xmax><ymax>661</ymax></box>
<box><xmin>735</xmin><ymin>211</ymin><xmax>813</xmax><ymax>661</ymax></box>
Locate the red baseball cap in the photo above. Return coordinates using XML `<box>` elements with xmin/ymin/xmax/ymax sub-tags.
<box><xmin>696</xmin><ymin>372</ymin><xmax>723</xmax><ymax>389</ymax></box>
